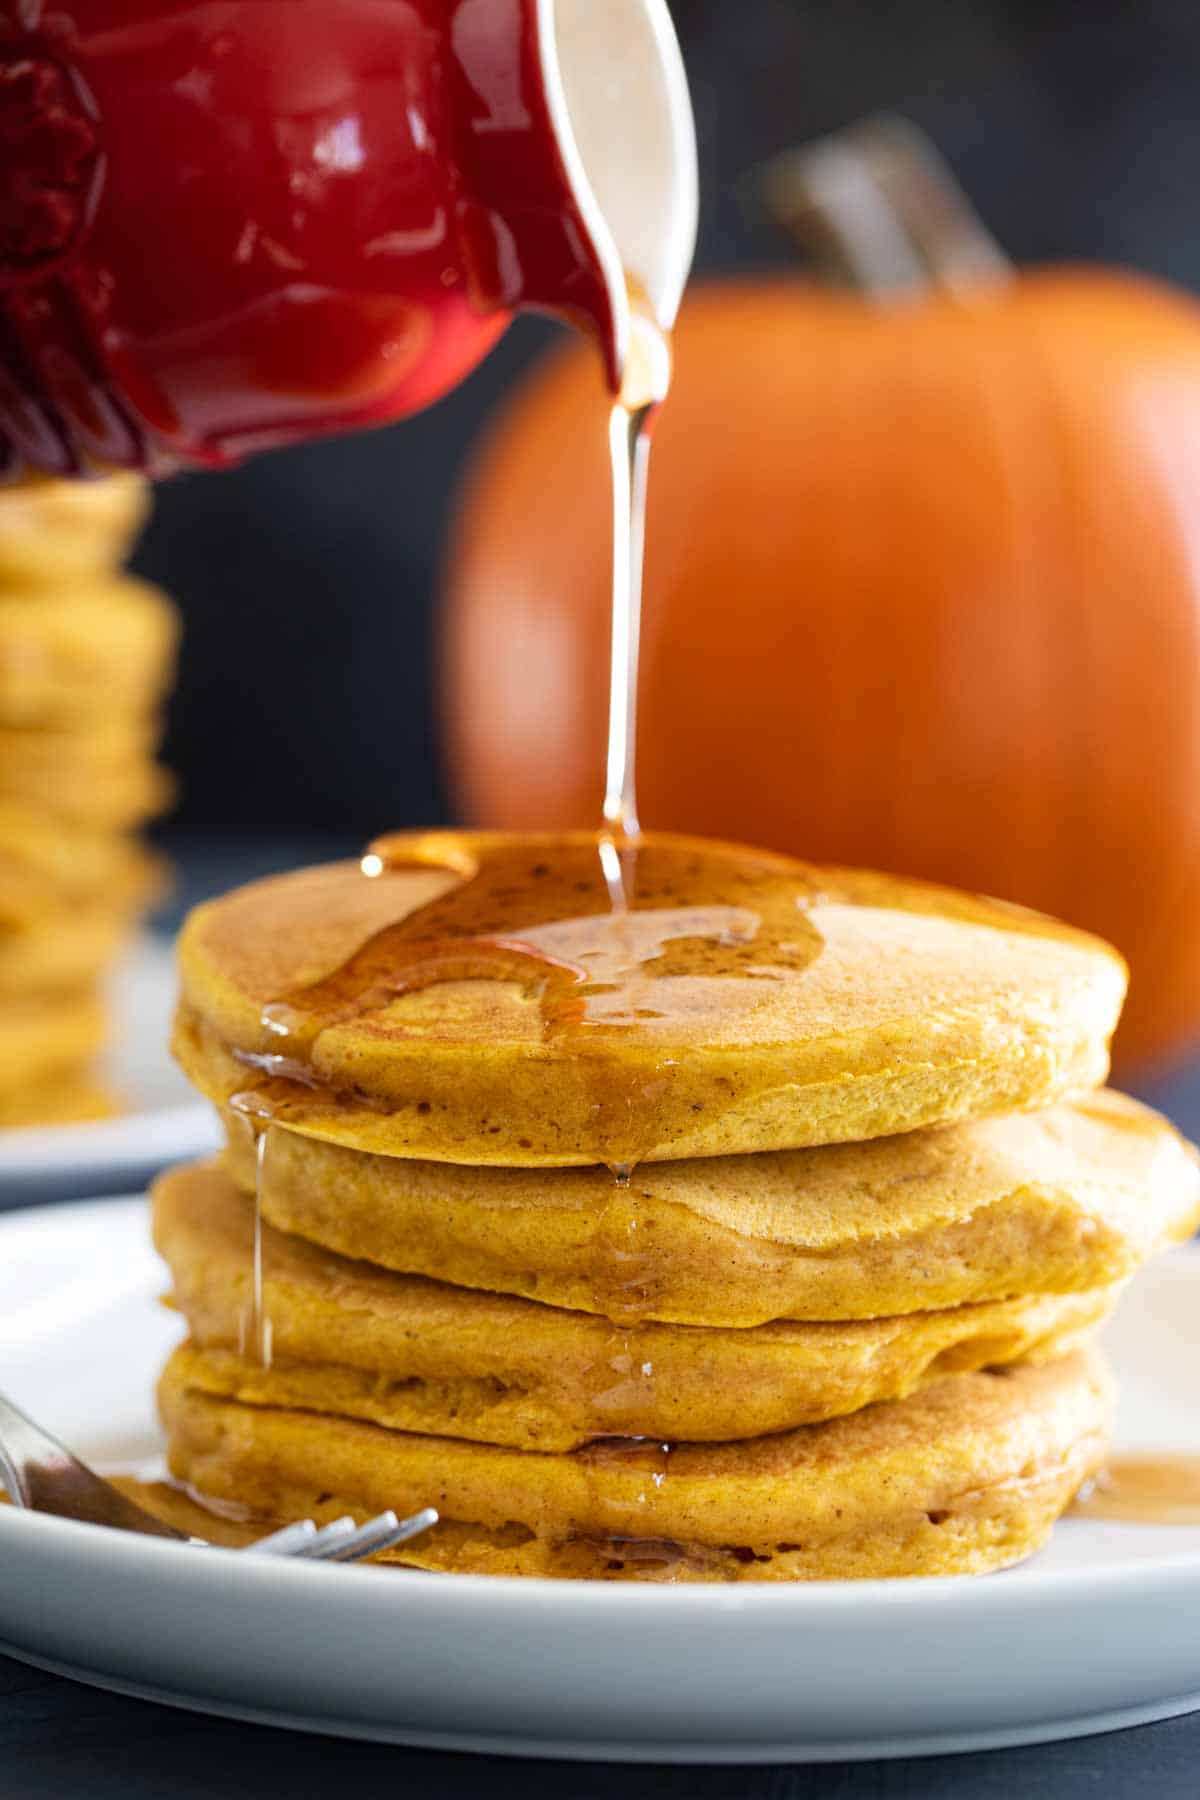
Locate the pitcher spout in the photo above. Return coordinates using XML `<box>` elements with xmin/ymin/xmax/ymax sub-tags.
<box><xmin>466</xmin><ymin>0</ymin><xmax>698</xmax><ymax>389</ymax></box>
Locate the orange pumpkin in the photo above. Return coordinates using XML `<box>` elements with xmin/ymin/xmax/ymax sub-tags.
<box><xmin>442</xmin><ymin>124</ymin><xmax>1200</xmax><ymax>1073</ymax></box>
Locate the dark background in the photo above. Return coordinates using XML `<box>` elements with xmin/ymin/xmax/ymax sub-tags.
<box><xmin>133</xmin><ymin>0</ymin><xmax>1200</xmax><ymax>843</ymax></box>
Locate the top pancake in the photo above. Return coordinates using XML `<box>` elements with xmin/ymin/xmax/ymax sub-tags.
<box><xmin>175</xmin><ymin>830</ymin><xmax>1126</xmax><ymax>1165</ymax></box>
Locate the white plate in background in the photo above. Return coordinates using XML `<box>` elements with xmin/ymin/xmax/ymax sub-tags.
<box><xmin>0</xmin><ymin>1195</ymin><xmax>1199</xmax><ymax>1763</ymax></box>
<box><xmin>0</xmin><ymin>937</ymin><xmax>219</xmax><ymax>1199</ymax></box>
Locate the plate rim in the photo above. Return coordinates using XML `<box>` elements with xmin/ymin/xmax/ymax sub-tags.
<box><xmin>6</xmin><ymin>1640</ymin><xmax>1200</xmax><ymax>1764</ymax></box>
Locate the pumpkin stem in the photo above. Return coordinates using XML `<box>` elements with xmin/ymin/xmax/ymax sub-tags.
<box><xmin>761</xmin><ymin>115</ymin><xmax>1012</xmax><ymax>297</ymax></box>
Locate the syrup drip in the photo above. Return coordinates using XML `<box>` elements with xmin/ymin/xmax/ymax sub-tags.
<box><xmin>587</xmin><ymin>1156</ymin><xmax>658</xmax><ymax>1468</ymax></box>
<box><xmin>231</xmin><ymin>1116</ymin><xmax>273</xmax><ymax>1368</ymax></box>
<box><xmin>578</xmin><ymin>1436</ymin><xmax>681</xmax><ymax>1572</ymax></box>
<box><xmin>1070</xmin><ymin>1454</ymin><xmax>1200</xmax><ymax>1525</ymax></box>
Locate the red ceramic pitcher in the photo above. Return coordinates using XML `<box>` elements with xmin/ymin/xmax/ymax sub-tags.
<box><xmin>0</xmin><ymin>0</ymin><xmax>696</xmax><ymax>475</ymax></box>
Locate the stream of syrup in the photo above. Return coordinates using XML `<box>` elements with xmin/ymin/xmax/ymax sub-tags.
<box><xmin>603</xmin><ymin>281</ymin><xmax>672</xmax><ymax>838</ymax></box>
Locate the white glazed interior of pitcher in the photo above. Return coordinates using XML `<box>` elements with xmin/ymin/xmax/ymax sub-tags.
<box><xmin>538</xmin><ymin>0</ymin><xmax>699</xmax><ymax>378</ymax></box>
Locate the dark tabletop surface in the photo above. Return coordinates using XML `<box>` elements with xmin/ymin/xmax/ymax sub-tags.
<box><xmin>6</xmin><ymin>1659</ymin><xmax>1200</xmax><ymax>1800</ymax></box>
<box><xmin>5</xmin><ymin>831</ymin><xmax>1200</xmax><ymax>1800</ymax></box>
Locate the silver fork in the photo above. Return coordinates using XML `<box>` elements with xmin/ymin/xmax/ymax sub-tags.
<box><xmin>0</xmin><ymin>1390</ymin><xmax>437</xmax><ymax>1564</ymax></box>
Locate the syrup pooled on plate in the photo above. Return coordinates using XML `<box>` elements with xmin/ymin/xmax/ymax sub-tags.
<box><xmin>1070</xmin><ymin>1454</ymin><xmax>1200</xmax><ymax>1526</ymax></box>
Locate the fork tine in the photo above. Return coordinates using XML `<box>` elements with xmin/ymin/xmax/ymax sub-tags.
<box><xmin>245</xmin><ymin>1519</ymin><xmax>320</xmax><ymax>1557</ymax></box>
<box><xmin>306</xmin><ymin>1507</ymin><xmax>439</xmax><ymax>1564</ymax></box>
<box><xmin>302</xmin><ymin>1515</ymin><xmax>359</xmax><ymax>1555</ymax></box>
<box><xmin>303</xmin><ymin>1510</ymin><xmax>399</xmax><ymax>1563</ymax></box>
<box><xmin>388</xmin><ymin>1505</ymin><xmax>440</xmax><ymax>1546</ymax></box>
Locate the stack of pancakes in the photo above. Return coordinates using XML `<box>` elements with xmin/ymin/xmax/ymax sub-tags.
<box><xmin>152</xmin><ymin>831</ymin><xmax>1200</xmax><ymax>1579</ymax></box>
<box><xmin>0</xmin><ymin>477</ymin><xmax>177</xmax><ymax>1126</ymax></box>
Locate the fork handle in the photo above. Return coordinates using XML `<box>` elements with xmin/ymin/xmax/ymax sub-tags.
<box><xmin>0</xmin><ymin>1390</ymin><xmax>60</xmax><ymax>1506</ymax></box>
<box><xmin>0</xmin><ymin>1391</ymin><xmax>185</xmax><ymax>1539</ymax></box>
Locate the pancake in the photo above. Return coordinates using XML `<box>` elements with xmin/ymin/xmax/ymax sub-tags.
<box><xmin>158</xmin><ymin>1345</ymin><xmax>1113</xmax><ymax>1580</ymax></box>
<box><xmin>218</xmin><ymin>1091</ymin><xmax>1199</xmax><ymax>1326</ymax></box>
<box><xmin>0</xmin><ymin>991</ymin><xmax>105</xmax><ymax>1092</ymax></box>
<box><xmin>0</xmin><ymin>719</ymin><xmax>172</xmax><ymax>827</ymax></box>
<box><xmin>0</xmin><ymin>576</ymin><xmax>178</xmax><ymax>726</ymax></box>
<box><xmin>153</xmin><ymin>1159</ymin><xmax>1117</xmax><ymax>1449</ymax></box>
<box><xmin>0</xmin><ymin>805</ymin><xmax>161</xmax><ymax>925</ymax></box>
<box><xmin>0</xmin><ymin>905</ymin><xmax>134</xmax><ymax>997</ymax></box>
<box><xmin>174</xmin><ymin>830</ymin><xmax>1126</xmax><ymax>1166</ymax></box>
<box><xmin>0</xmin><ymin>475</ymin><xmax>149</xmax><ymax>587</ymax></box>
<box><xmin>0</xmin><ymin>1069</ymin><xmax>118</xmax><ymax>1128</ymax></box>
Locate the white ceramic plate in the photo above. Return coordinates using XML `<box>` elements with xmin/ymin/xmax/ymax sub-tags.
<box><xmin>0</xmin><ymin>938</ymin><xmax>219</xmax><ymax>1199</ymax></box>
<box><xmin>2</xmin><ymin>1195</ymin><xmax>1200</xmax><ymax>1765</ymax></box>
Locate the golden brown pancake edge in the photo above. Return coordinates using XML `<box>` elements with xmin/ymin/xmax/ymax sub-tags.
<box><xmin>153</xmin><ymin>1158</ymin><xmax>1121</xmax><ymax>1447</ymax></box>
<box><xmin>212</xmin><ymin>1090</ymin><xmax>1200</xmax><ymax>1325</ymax></box>
<box><xmin>158</xmin><ymin>1345</ymin><xmax>1113</xmax><ymax>1581</ymax></box>
<box><xmin>174</xmin><ymin>833</ymin><xmax>1127</xmax><ymax>1165</ymax></box>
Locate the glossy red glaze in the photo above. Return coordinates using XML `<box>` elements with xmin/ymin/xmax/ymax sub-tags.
<box><xmin>0</xmin><ymin>0</ymin><xmax>616</xmax><ymax>474</ymax></box>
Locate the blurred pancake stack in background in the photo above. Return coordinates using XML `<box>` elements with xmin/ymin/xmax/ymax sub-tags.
<box><xmin>0</xmin><ymin>477</ymin><xmax>178</xmax><ymax>1128</ymax></box>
